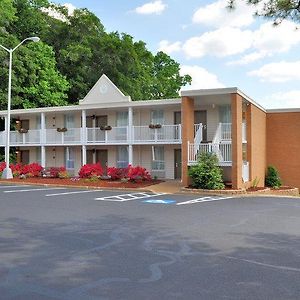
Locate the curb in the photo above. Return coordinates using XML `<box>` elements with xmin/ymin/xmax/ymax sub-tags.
<box><xmin>0</xmin><ymin>180</ymin><xmax>153</xmax><ymax>193</ymax></box>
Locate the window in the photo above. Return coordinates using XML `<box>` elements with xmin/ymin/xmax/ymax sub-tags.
<box><xmin>116</xmin><ymin>111</ymin><xmax>128</xmax><ymax>126</ymax></box>
<box><xmin>64</xmin><ymin>114</ymin><xmax>75</xmax><ymax>128</ymax></box>
<box><xmin>36</xmin><ymin>115</ymin><xmax>41</xmax><ymax>129</ymax></box>
<box><xmin>152</xmin><ymin>146</ymin><xmax>165</xmax><ymax>171</ymax></box>
<box><xmin>36</xmin><ymin>147</ymin><xmax>41</xmax><ymax>165</ymax></box>
<box><xmin>219</xmin><ymin>105</ymin><xmax>231</xmax><ymax>123</ymax></box>
<box><xmin>65</xmin><ymin>147</ymin><xmax>75</xmax><ymax>169</ymax></box>
<box><xmin>117</xmin><ymin>146</ymin><xmax>128</xmax><ymax>168</ymax></box>
<box><xmin>64</xmin><ymin>114</ymin><xmax>75</xmax><ymax>141</ymax></box>
<box><xmin>116</xmin><ymin>111</ymin><xmax>128</xmax><ymax>140</ymax></box>
<box><xmin>151</xmin><ymin>110</ymin><xmax>164</xmax><ymax>124</ymax></box>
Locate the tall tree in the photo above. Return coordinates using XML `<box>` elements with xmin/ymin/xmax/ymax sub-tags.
<box><xmin>151</xmin><ymin>52</ymin><xmax>192</xmax><ymax>99</ymax></box>
<box><xmin>0</xmin><ymin>40</ymin><xmax>69</xmax><ymax>109</ymax></box>
<box><xmin>229</xmin><ymin>0</ymin><xmax>300</xmax><ymax>24</ymax></box>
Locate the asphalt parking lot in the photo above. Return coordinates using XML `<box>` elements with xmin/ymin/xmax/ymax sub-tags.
<box><xmin>0</xmin><ymin>184</ymin><xmax>299</xmax><ymax>300</ymax></box>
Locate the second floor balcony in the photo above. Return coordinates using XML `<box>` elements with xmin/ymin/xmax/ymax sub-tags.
<box><xmin>0</xmin><ymin>124</ymin><xmax>182</xmax><ymax>146</ymax></box>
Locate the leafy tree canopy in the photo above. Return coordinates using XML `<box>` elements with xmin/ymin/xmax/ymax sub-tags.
<box><xmin>0</xmin><ymin>0</ymin><xmax>191</xmax><ymax>109</ymax></box>
<box><xmin>229</xmin><ymin>0</ymin><xmax>300</xmax><ymax>24</ymax></box>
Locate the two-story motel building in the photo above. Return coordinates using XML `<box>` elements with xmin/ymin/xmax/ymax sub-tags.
<box><xmin>1</xmin><ymin>74</ymin><xmax>300</xmax><ymax>189</ymax></box>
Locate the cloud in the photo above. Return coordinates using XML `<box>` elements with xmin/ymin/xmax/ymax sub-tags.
<box><xmin>227</xmin><ymin>51</ymin><xmax>269</xmax><ymax>65</ymax></box>
<box><xmin>228</xmin><ymin>21</ymin><xmax>300</xmax><ymax>65</ymax></box>
<box><xmin>180</xmin><ymin>65</ymin><xmax>225</xmax><ymax>90</ymax></box>
<box><xmin>192</xmin><ymin>0</ymin><xmax>255</xmax><ymax>28</ymax></box>
<box><xmin>183</xmin><ymin>27</ymin><xmax>253</xmax><ymax>58</ymax></box>
<box><xmin>248</xmin><ymin>60</ymin><xmax>300</xmax><ymax>82</ymax></box>
<box><xmin>41</xmin><ymin>2</ymin><xmax>75</xmax><ymax>22</ymax></box>
<box><xmin>261</xmin><ymin>90</ymin><xmax>300</xmax><ymax>108</ymax></box>
<box><xmin>158</xmin><ymin>40</ymin><xmax>181</xmax><ymax>54</ymax></box>
<box><xmin>134</xmin><ymin>1</ymin><xmax>167</xmax><ymax>15</ymax></box>
<box><xmin>63</xmin><ymin>3</ymin><xmax>76</xmax><ymax>16</ymax></box>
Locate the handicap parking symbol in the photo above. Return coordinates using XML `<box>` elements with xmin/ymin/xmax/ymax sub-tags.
<box><xmin>143</xmin><ymin>199</ymin><xmax>176</xmax><ymax>204</ymax></box>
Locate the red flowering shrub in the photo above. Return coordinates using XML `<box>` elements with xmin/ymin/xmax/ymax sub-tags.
<box><xmin>10</xmin><ymin>163</ymin><xmax>23</xmax><ymax>177</ymax></box>
<box><xmin>107</xmin><ymin>167</ymin><xmax>128</xmax><ymax>180</ymax></box>
<box><xmin>21</xmin><ymin>163</ymin><xmax>43</xmax><ymax>177</ymax></box>
<box><xmin>0</xmin><ymin>162</ymin><xmax>6</xmax><ymax>174</ymax></box>
<box><xmin>49</xmin><ymin>166</ymin><xmax>68</xmax><ymax>178</ymax></box>
<box><xmin>78</xmin><ymin>163</ymin><xmax>103</xmax><ymax>178</ymax></box>
<box><xmin>127</xmin><ymin>165</ymin><xmax>151</xmax><ymax>182</ymax></box>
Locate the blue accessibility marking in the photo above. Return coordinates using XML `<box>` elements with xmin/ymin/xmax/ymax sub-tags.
<box><xmin>143</xmin><ymin>199</ymin><xmax>176</xmax><ymax>204</ymax></box>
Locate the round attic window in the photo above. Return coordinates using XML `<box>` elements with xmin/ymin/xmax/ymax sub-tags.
<box><xmin>99</xmin><ymin>83</ymin><xmax>108</xmax><ymax>94</ymax></box>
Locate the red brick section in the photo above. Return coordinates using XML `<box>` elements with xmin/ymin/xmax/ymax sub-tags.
<box><xmin>267</xmin><ymin>112</ymin><xmax>300</xmax><ymax>188</ymax></box>
<box><xmin>231</xmin><ymin>93</ymin><xmax>243</xmax><ymax>189</ymax></box>
<box><xmin>181</xmin><ymin>96</ymin><xmax>195</xmax><ymax>186</ymax></box>
<box><xmin>247</xmin><ymin>104</ymin><xmax>267</xmax><ymax>187</ymax></box>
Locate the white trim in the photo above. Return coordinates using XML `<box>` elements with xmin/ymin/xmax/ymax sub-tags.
<box><xmin>267</xmin><ymin>108</ymin><xmax>300</xmax><ymax>113</ymax></box>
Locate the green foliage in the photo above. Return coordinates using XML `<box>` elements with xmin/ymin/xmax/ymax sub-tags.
<box><xmin>265</xmin><ymin>165</ymin><xmax>282</xmax><ymax>188</ymax></box>
<box><xmin>228</xmin><ymin>0</ymin><xmax>300</xmax><ymax>24</ymax></box>
<box><xmin>251</xmin><ymin>176</ymin><xmax>260</xmax><ymax>188</ymax></box>
<box><xmin>0</xmin><ymin>41</ymin><xmax>69</xmax><ymax>109</ymax></box>
<box><xmin>188</xmin><ymin>152</ymin><xmax>225</xmax><ymax>190</ymax></box>
<box><xmin>0</xmin><ymin>0</ymin><xmax>192</xmax><ymax>108</ymax></box>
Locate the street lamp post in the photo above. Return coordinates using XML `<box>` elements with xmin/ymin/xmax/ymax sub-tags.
<box><xmin>0</xmin><ymin>37</ymin><xmax>40</xmax><ymax>179</ymax></box>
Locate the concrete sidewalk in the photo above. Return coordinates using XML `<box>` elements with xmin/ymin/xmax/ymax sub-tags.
<box><xmin>146</xmin><ymin>180</ymin><xmax>183</xmax><ymax>194</ymax></box>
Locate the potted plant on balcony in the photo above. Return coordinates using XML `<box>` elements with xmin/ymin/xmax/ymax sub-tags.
<box><xmin>148</xmin><ymin>124</ymin><xmax>156</xmax><ymax>129</ymax></box>
<box><xmin>57</xmin><ymin>127</ymin><xmax>68</xmax><ymax>132</ymax></box>
<box><xmin>100</xmin><ymin>125</ymin><xmax>112</xmax><ymax>130</ymax></box>
<box><xmin>155</xmin><ymin>124</ymin><xmax>162</xmax><ymax>129</ymax></box>
<box><xmin>18</xmin><ymin>128</ymin><xmax>28</xmax><ymax>133</ymax></box>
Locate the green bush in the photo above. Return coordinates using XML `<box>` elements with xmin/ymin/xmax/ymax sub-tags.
<box><xmin>265</xmin><ymin>165</ymin><xmax>282</xmax><ymax>188</ymax></box>
<box><xmin>188</xmin><ymin>152</ymin><xmax>225</xmax><ymax>190</ymax></box>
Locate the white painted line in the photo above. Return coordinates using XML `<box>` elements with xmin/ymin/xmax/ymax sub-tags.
<box><xmin>4</xmin><ymin>187</ymin><xmax>67</xmax><ymax>193</ymax></box>
<box><xmin>95</xmin><ymin>192</ymin><xmax>167</xmax><ymax>202</ymax></box>
<box><xmin>0</xmin><ymin>185</ymin><xmax>29</xmax><ymax>189</ymax></box>
<box><xmin>45</xmin><ymin>190</ymin><xmax>101</xmax><ymax>197</ymax></box>
<box><xmin>177</xmin><ymin>196</ymin><xmax>233</xmax><ymax>205</ymax></box>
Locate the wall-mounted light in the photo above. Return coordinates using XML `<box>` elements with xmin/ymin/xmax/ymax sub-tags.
<box><xmin>91</xmin><ymin>115</ymin><xmax>96</xmax><ymax>120</ymax></box>
<box><xmin>212</xmin><ymin>104</ymin><xmax>216</xmax><ymax>109</ymax></box>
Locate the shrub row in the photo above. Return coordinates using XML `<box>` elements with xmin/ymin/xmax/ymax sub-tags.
<box><xmin>0</xmin><ymin>162</ymin><xmax>152</xmax><ymax>182</ymax></box>
<box><xmin>0</xmin><ymin>162</ymin><xmax>43</xmax><ymax>177</ymax></box>
<box><xmin>78</xmin><ymin>163</ymin><xmax>151</xmax><ymax>182</ymax></box>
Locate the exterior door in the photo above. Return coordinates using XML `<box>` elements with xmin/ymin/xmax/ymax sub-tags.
<box><xmin>96</xmin><ymin>150</ymin><xmax>108</xmax><ymax>174</ymax></box>
<box><xmin>174</xmin><ymin>149</ymin><xmax>182</xmax><ymax>179</ymax></box>
<box><xmin>174</xmin><ymin>111</ymin><xmax>181</xmax><ymax>125</ymax></box>
<box><xmin>21</xmin><ymin>150</ymin><xmax>30</xmax><ymax>164</ymax></box>
<box><xmin>96</xmin><ymin>115</ymin><xmax>108</xmax><ymax>127</ymax></box>
<box><xmin>194</xmin><ymin>110</ymin><xmax>207</xmax><ymax>141</ymax></box>
<box><xmin>86</xmin><ymin>150</ymin><xmax>94</xmax><ymax>164</ymax></box>
<box><xmin>21</xmin><ymin>119</ymin><xmax>29</xmax><ymax>130</ymax></box>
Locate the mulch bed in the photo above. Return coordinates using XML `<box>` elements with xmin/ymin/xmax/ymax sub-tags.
<box><xmin>0</xmin><ymin>177</ymin><xmax>162</xmax><ymax>189</ymax></box>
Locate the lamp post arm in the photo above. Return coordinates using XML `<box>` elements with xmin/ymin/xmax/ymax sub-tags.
<box><xmin>12</xmin><ymin>38</ymin><xmax>30</xmax><ymax>52</ymax></box>
<box><xmin>0</xmin><ymin>44</ymin><xmax>10</xmax><ymax>53</ymax></box>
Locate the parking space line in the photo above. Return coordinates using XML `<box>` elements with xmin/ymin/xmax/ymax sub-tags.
<box><xmin>4</xmin><ymin>187</ymin><xmax>67</xmax><ymax>193</ymax></box>
<box><xmin>45</xmin><ymin>190</ymin><xmax>101</xmax><ymax>197</ymax></box>
<box><xmin>176</xmin><ymin>196</ymin><xmax>233</xmax><ymax>205</ymax></box>
<box><xmin>95</xmin><ymin>192</ymin><xmax>167</xmax><ymax>202</ymax></box>
<box><xmin>0</xmin><ymin>185</ymin><xmax>29</xmax><ymax>189</ymax></box>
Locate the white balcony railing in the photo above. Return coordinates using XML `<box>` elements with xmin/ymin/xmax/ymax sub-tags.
<box><xmin>6</xmin><ymin>130</ymin><xmax>41</xmax><ymax>145</ymax></box>
<box><xmin>188</xmin><ymin>142</ymin><xmax>232</xmax><ymax>166</ymax></box>
<box><xmin>133</xmin><ymin>124</ymin><xmax>181</xmax><ymax>143</ymax></box>
<box><xmin>46</xmin><ymin>128</ymin><xmax>82</xmax><ymax>144</ymax></box>
<box><xmin>0</xmin><ymin>124</ymin><xmax>182</xmax><ymax>146</ymax></box>
<box><xmin>86</xmin><ymin>126</ymin><xmax>128</xmax><ymax>144</ymax></box>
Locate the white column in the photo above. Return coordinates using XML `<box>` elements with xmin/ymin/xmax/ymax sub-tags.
<box><xmin>128</xmin><ymin>107</ymin><xmax>133</xmax><ymax>165</ymax></box>
<box><xmin>40</xmin><ymin>112</ymin><xmax>46</xmax><ymax>168</ymax></box>
<box><xmin>41</xmin><ymin>146</ymin><xmax>46</xmax><ymax>168</ymax></box>
<box><xmin>82</xmin><ymin>145</ymin><xmax>86</xmax><ymax>166</ymax></box>
<box><xmin>128</xmin><ymin>107</ymin><xmax>133</xmax><ymax>143</ymax></box>
<box><xmin>81</xmin><ymin>110</ymin><xmax>86</xmax><ymax>144</ymax></box>
<box><xmin>128</xmin><ymin>145</ymin><xmax>133</xmax><ymax>165</ymax></box>
<box><xmin>41</xmin><ymin>112</ymin><xmax>45</xmax><ymax>144</ymax></box>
